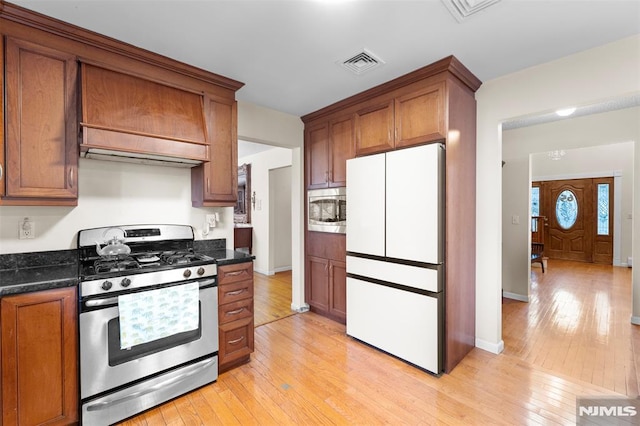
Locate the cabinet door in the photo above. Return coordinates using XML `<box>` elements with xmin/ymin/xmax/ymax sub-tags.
<box><xmin>355</xmin><ymin>99</ymin><xmax>394</xmax><ymax>156</ymax></box>
<box><xmin>1</xmin><ymin>287</ymin><xmax>78</xmax><ymax>425</ymax></box>
<box><xmin>5</xmin><ymin>37</ymin><xmax>78</xmax><ymax>201</ymax></box>
<box><xmin>0</xmin><ymin>36</ymin><xmax>5</xmax><ymax>198</ymax></box>
<box><xmin>192</xmin><ymin>96</ymin><xmax>237</xmax><ymax>206</ymax></box>
<box><xmin>395</xmin><ymin>83</ymin><xmax>446</xmax><ymax>149</ymax></box>
<box><xmin>328</xmin><ymin>259</ymin><xmax>346</xmax><ymax>323</ymax></box>
<box><xmin>328</xmin><ymin>115</ymin><xmax>354</xmax><ymax>187</ymax></box>
<box><xmin>306</xmin><ymin>122</ymin><xmax>330</xmax><ymax>189</ymax></box>
<box><xmin>305</xmin><ymin>255</ymin><xmax>329</xmax><ymax>312</ymax></box>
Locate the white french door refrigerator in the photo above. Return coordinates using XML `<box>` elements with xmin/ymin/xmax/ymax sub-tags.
<box><xmin>346</xmin><ymin>143</ymin><xmax>444</xmax><ymax>374</ymax></box>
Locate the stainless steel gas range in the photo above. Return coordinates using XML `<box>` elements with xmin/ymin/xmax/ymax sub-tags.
<box><xmin>77</xmin><ymin>224</ymin><xmax>218</xmax><ymax>425</ymax></box>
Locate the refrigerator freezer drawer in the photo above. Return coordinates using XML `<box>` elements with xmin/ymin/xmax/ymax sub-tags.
<box><xmin>346</xmin><ymin>256</ymin><xmax>441</xmax><ymax>293</ymax></box>
<box><xmin>346</xmin><ymin>277</ymin><xmax>442</xmax><ymax>374</ymax></box>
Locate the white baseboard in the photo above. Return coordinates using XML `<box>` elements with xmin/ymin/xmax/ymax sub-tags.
<box><xmin>502</xmin><ymin>291</ymin><xmax>529</xmax><ymax>302</ymax></box>
<box><xmin>631</xmin><ymin>316</ymin><xmax>640</xmax><ymax>326</ymax></box>
<box><xmin>475</xmin><ymin>338</ymin><xmax>504</xmax><ymax>354</ymax></box>
<box><xmin>254</xmin><ymin>266</ymin><xmax>292</xmax><ymax>276</ymax></box>
<box><xmin>291</xmin><ymin>303</ymin><xmax>309</xmax><ymax>313</ymax></box>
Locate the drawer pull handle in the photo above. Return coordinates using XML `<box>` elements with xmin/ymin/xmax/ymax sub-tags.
<box><xmin>225</xmin><ymin>270</ymin><xmax>245</xmax><ymax>277</ymax></box>
<box><xmin>227</xmin><ymin>307</ymin><xmax>245</xmax><ymax>315</ymax></box>
<box><xmin>225</xmin><ymin>289</ymin><xmax>245</xmax><ymax>296</ymax></box>
<box><xmin>228</xmin><ymin>336</ymin><xmax>245</xmax><ymax>345</ymax></box>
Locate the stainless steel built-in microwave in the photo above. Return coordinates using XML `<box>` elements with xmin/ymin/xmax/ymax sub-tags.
<box><xmin>308</xmin><ymin>188</ymin><xmax>346</xmax><ymax>233</ymax></box>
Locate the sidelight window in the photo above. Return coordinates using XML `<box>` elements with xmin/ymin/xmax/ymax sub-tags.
<box><xmin>555</xmin><ymin>190</ymin><xmax>578</xmax><ymax>229</ymax></box>
<box><xmin>597</xmin><ymin>183</ymin><xmax>610</xmax><ymax>235</ymax></box>
<box><xmin>531</xmin><ymin>186</ymin><xmax>540</xmax><ymax>216</ymax></box>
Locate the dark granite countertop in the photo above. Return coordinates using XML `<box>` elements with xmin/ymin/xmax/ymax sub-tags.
<box><xmin>0</xmin><ymin>239</ymin><xmax>253</xmax><ymax>296</ymax></box>
<box><xmin>0</xmin><ymin>249</ymin><xmax>79</xmax><ymax>297</ymax></box>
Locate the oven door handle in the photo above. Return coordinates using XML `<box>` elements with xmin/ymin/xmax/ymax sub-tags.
<box><xmin>84</xmin><ymin>278</ymin><xmax>217</xmax><ymax>308</ymax></box>
<box><xmin>85</xmin><ymin>357</ymin><xmax>216</xmax><ymax>412</ymax></box>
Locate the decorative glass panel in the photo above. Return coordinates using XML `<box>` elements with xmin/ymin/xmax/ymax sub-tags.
<box><xmin>531</xmin><ymin>187</ymin><xmax>540</xmax><ymax>216</ymax></box>
<box><xmin>555</xmin><ymin>190</ymin><xmax>578</xmax><ymax>230</ymax></box>
<box><xmin>597</xmin><ymin>184</ymin><xmax>610</xmax><ymax>235</ymax></box>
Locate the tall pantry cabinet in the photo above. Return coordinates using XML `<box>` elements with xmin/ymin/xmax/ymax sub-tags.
<box><xmin>302</xmin><ymin>56</ymin><xmax>481</xmax><ymax>373</ymax></box>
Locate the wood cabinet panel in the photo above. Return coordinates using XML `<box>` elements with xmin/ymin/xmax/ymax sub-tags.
<box><xmin>4</xmin><ymin>37</ymin><xmax>78</xmax><ymax>203</ymax></box>
<box><xmin>306</xmin><ymin>256</ymin><xmax>330</xmax><ymax>313</ymax></box>
<box><xmin>0</xmin><ymin>36</ymin><xmax>4</xmax><ymax>199</ymax></box>
<box><xmin>81</xmin><ymin>63</ymin><xmax>208</xmax><ymax>144</ymax></box>
<box><xmin>355</xmin><ymin>100</ymin><xmax>394</xmax><ymax>156</ymax></box>
<box><xmin>1</xmin><ymin>287</ymin><xmax>78</xmax><ymax>425</ymax></box>
<box><xmin>218</xmin><ymin>262</ymin><xmax>254</xmax><ymax>372</ymax></box>
<box><xmin>395</xmin><ymin>82</ymin><xmax>445</xmax><ymax>148</ymax></box>
<box><xmin>219</xmin><ymin>316</ymin><xmax>254</xmax><ymax>367</ymax></box>
<box><xmin>328</xmin><ymin>116</ymin><xmax>354</xmax><ymax>187</ymax></box>
<box><xmin>218</xmin><ymin>261</ymin><xmax>253</xmax><ymax>285</ymax></box>
<box><xmin>192</xmin><ymin>97</ymin><xmax>238</xmax><ymax>206</ymax></box>
<box><xmin>329</xmin><ymin>260</ymin><xmax>347</xmax><ymax>322</ymax></box>
<box><xmin>305</xmin><ymin>115</ymin><xmax>354</xmax><ymax>189</ymax></box>
<box><xmin>306</xmin><ymin>122</ymin><xmax>330</xmax><ymax>189</ymax></box>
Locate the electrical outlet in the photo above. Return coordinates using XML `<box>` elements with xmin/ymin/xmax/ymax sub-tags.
<box><xmin>205</xmin><ymin>214</ymin><xmax>217</xmax><ymax>227</ymax></box>
<box><xmin>19</xmin><ymin>218</ymin><xmax>35</xmax><ymax>239</ymax></box>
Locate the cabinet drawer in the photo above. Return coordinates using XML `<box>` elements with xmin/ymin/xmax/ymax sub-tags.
<box><xmin>219</xmin><ymin>316</ymin><xmax>254</xmax><ymax>365</ymax></box>
<box><xmin>218</xmin><ymin>279</ymin><xmax>253</xmax><ymax>305</ymax></box>
<box><xmin>219</xmin><ymin>297</ymin><xmax>253</xmax><ymax>325</ymax></box>
<box><xmin>218</xmin><ymin>262</ymin><xmax>253</xmax><ymax>284</ymax></box>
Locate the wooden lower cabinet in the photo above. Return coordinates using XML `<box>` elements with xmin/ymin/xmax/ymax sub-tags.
<box><xmin>1</xmin><ymin>287</ymin><xmax>78</xmax><ymax>425</ymax></box>
<box><xmin>306</xmin><ymin>256</ymin><xmax>346</xmax><ymax>324</ymax></box>
<box><xmin>305</xmin><ymin>232</ymin><xmax>346</xmax><ymax>324</ymax></box>
<box><xmin>218</xmin><ymin>262</ymin><xmax>254</xmax><ymax>373</ymax></box>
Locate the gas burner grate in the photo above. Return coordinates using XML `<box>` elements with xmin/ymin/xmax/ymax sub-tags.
<box><xmin>94</xmin><ymin>256</ymin><xmax>141</xmax><ymax>274</ymax></box>
<box><xmin>160</xmin><ymin>250</ymin><xmax>197</xmax><ymax>265</ymax></box>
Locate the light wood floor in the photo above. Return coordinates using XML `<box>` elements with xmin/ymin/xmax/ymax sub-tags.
<box><xmin>503</xmin><ymin>259</ymin><xmax>638</xmax><ymax>397</ymax></box>
<box><xmin>253</xmin><ymin>270</ymin><xmax>296</xmax><ymax>327</ymax></box>
<box><xmin>118</xmin><ymin>260</ymin><xmax>638</xmax><ymax>425</ymax></box>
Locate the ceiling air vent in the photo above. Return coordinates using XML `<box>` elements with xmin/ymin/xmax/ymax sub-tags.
<box><xmin>340</xmin><ymin>49</ymin><xmax>384</xmax><ymax>75</ymax></box>
<box><xmin>441</xmin><ymin>0</ymin><xmax>502</xmax><ymax>22</ymax></box>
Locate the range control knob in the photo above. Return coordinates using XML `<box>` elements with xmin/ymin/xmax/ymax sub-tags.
<box><xmin>101</xmin><ymin>281</ymin><xmax>113</xmax><ymax>291</ymax></box>
<box><xmin>183</xmin><ymin>269</ymin><xmax>192</xmax><ymax>278</ymax></box>
<box><xmin>121</xmin><ymin>278</ymin><xmax>131</xmax><ymax>288</ymax></box>
<box><xmin>197</xmin><ymin>267</ymin><xmax>205</xmax><ymax>276</ymax></box>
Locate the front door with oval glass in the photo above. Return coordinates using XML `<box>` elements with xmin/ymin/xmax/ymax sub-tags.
<box><xmin>536</xmin><ymin>178</ymin><xmax>613</xmax><ymax>264</ymax></box>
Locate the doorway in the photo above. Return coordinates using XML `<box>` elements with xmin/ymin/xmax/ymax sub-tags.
<box><xmin>534</xmin><ymin>177</ymin><xmax>614</xmax><ymax>264</ymax></box>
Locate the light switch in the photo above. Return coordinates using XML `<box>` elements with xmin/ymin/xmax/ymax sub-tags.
<box><xmin>512</xmin><ymin>215</ymin><xmax>520</xmax><ymax>225</ymax></box>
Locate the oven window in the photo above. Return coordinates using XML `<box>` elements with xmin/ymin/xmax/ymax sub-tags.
<box><xmin>107</xmin><ymin>303</ymin><xmax>203</xmax><ymax>366</ymax></box>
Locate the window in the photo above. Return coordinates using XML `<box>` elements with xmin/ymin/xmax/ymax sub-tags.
<box><xmin>555</xmin><ymin>190</ymin><xmax>578</xmax><ymax>230</ymax></box>
<box><xmin>597</xmin><ymin>183</ymin><xmax>610</xmax><ymax>235</ymax></box>
<box><xmin>531</xmin><ymin>186</ymin><xmax>540</xmax><ymax>216</ymax></box>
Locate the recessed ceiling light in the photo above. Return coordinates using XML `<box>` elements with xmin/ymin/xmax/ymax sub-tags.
<box><xmin>556</xmin><ymin>107</ymin><xmax>576</xmax><ymax>117</ymax></box>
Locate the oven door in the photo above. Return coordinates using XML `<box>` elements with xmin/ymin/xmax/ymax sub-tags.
<box><xmin>79</xmin><ymin>279</ymin><xmax>218</xmax><ymax>399</ymax></box>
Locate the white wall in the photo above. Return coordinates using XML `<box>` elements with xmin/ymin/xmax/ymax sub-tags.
<box><xmin>270</xmin><ymin>166</ymin><xmax>292</xmax><ymax>272</ymax></box>
<box><xmin>0</xmin><ymin>158</ymin><xmax>232</xmax><ymax>254</ymax></box>
<box><xmin>502</xmin><ymin>114</ymin><xmax>636</xmax><ymax>299</ymax></box>
<box><xmin>476</xmin><ymin>34</ymin><xmax>640</xmax><ymax>353</ymax></box>
<box><xmin>237</xmin><ymin>147</ymin><xmax>292</xmax><ymax>275</ymax></box>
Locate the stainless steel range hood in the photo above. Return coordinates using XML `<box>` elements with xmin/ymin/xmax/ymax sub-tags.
<box><xmin>81</xmin><ymin>148</ymin><xmax>203</xmax><ymax>168</ymax></box>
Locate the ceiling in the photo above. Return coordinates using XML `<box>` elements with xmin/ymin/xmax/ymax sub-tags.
<box><xmin>10</xmin><ymin>0</ymin><xmax>640</xmax><ymax>119</ymax></box>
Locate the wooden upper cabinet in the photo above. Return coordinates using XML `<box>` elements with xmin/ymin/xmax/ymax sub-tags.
<box><xmin>328</xmin><ymin>115</ymin><xmax>354</xmax><ymax>187</ymax></box>
<box><xmin>0</xmin><ymin>36</ymin><xmax>5</xmax><ymax>199</ymax></box>
<box><xmin>355</xmin><ymin>82</ymin><xmax>445</xmax><ymax>156</ymax></box>
<box><xmin>306</xmin><ymin>115</ymin><xmax>354</xmax><ymax>189</ymax></box>
<box><xmin>192</xmin><ymin>96</ymin><xmax>238</xmax><ymax>207</ymax></box>
<box><xmin>355</xmin><ymin>99</ymin><xmax>394</xmax><ymax>156</ymax></box>
<box><xmin>3</xmin><ymin>37</ymin><xmax>78</xmax><ymax>204</ymax></box>
<box><xmin>395</xmin><ymin>82</ymin><xmax>446</xmax><ymax>148</ymax></box>
<box><xmin>80</xmin><ymin>63</ymin><xmax>209</xmax><ymax>162</ymax></box>
<box><xmin>1</xmin><ymin>287</ymin><xmax>79</xmax><ymax>425</ymax></box>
